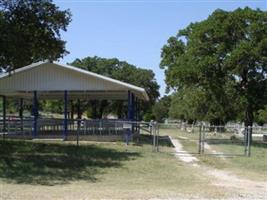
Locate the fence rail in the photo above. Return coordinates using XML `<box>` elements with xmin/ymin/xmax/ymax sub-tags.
<box><xmin>0</xmin><ymin>118</ymin><xmax>159</xmax><ymax>149</ymax></box>
<box><xmin>157</xmin><ymin>123</ymin><xmax>265</xmax><ymax>157</ymax></box>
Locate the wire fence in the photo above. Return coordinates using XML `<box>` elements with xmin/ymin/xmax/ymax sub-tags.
<box><xmin>3</xmin><ymin>117</ymin><xmax>264</xmax><ymax>156</ymax></box>
<box><xmin>157</xmin><ymin>123</ymin><xmax>267</xmax><ymax>157</ymax></box>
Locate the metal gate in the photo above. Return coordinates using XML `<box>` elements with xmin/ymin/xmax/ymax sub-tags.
<box><xmin>157</xmin><ymin>123</ymin><xmax>255</xmax><ymax>157</ymax></box>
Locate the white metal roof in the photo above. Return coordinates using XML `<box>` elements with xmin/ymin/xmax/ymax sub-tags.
<box><xmin>0</xmin><ymin>61</ymin><xmax>149</xmax><ymax>101</ymax></box>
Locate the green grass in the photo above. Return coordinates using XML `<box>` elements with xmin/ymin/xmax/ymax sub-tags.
<box><xmin>160</xmin><ymin>128</ymin><xmax>267</xmax><ymax>181</ymax></box>
<box><xmin>0</xmin><ymin>139</ymin><xmax>140</xmax><ymax>185</ymax></box>
<box><xmin>0</xmin><ymin>138</ymin><xmax>227</xmax><ymax>199</ymax></box>
<box><xmin>200</xmin><ymin>140</ymin><xmax>267</xmax><ymax>181</ymax></box>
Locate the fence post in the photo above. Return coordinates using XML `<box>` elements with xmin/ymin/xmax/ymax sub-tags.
<box><xmin>153</xmin><ymin>122</ymin><xmax>159</xmax><ymax>152</ymax></box>
<box><xmin>244</xmin><ymin>126</ymin><xmax>252</xmax><ymax>156</ymax></box>
<box><xmin>156</xmin><ymin>123</ymin><xmax>159</xmax><ymax>152</ymax></box>
<box><xmin>201</xmin><ymin>125</ymin><xmax>205</xmax><ymax>154</ymax></box>
<box><xmin>244</xmin><ymin>127</ymin><xmax>247</xmax><ymax>156</ymax></box>
<box><xmin>247</xmin><ymin>126</ymin><xmax>251</xmax><ymax>157</ymax></box>
<box><xmin>152</xmin><ymin>122</ymin><xmax>157</xmax><ymax>152</ymax></box>
<box><xmin>77</xmin><ymin>119</ymin><xmax>80</xmax><ymax>146</ymax></box>
<box><xmin>198</xmin><ymin>125</ymin><xmax>202</xmax><ymax>154</ymax></box>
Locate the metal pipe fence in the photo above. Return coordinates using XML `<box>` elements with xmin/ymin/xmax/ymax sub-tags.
<box><xmin>157</xmin><ymin>123</ymin><xmax>265</xmax><ymax>157</ymax></box>
<box><xmin>0</xmin><ymin>117</ymin><xmax>160</xmax><ymax>152</ymax></box>
<box><xmin>1</xmin><ymin>117</ymin><xmax>265</xmax><ymax>156</ymax></box>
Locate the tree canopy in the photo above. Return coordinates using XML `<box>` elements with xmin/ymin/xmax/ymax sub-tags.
<box><xmin>152</xmin><ymin>95</ymin><xmax>171</xmax><ymax>122</ymax></box>
<box><xmin>255</xmin><ymin>106</ymin><xmax>267</xmax><ymax>125</ymax></box>
<box><xmin>161</xmin><ymin>7</ymin><xmax>267</xmax><ymax>126</ymax></box>
<box><xmin>0</xmin><ymin>0</ymin><xmax>71</xmax><ymax>71</ymax></box>
<box><xmin>70</xmin><ymin>56</ymin><xmax>160</xmax><ymax>119</ymax></box>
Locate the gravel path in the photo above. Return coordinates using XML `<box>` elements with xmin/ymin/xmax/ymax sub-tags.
<box><xmin>168</xmin><ymin>136</ymin><xmax>199</xmax><ymax>164</ymax></box>
<box><xmin>169</xmin><ymin>135</ymin><xmax>267</xmax><ymax>199</ymax></box>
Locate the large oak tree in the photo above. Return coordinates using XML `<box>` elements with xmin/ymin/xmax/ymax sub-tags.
<box><xmin>161</xmin><ymin>8</ymin><xmax>267</xmax><ymax>133</ymax></box>
<box><xmin>0</xmin><ymin>0</ymin><xmax>71</xmax><ymax>71</ymax></box>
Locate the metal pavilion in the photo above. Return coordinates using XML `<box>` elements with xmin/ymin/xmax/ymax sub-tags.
<box><xmin>0</xmin><ymin>61</ymin><xmax>149</xmax><ymax>141</ymax></box>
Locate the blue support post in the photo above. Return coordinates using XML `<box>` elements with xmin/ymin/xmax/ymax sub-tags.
<box><xmin>63</xmin><ymin>90</ymin><xmax>68</xmax><ymax>140</ymax></box>
<box><xmin>126</xmin><ymin>91</ymin><xmax>132</xmax><ymax>144</ymax></box>
<box><xmin>2</xmin><ymin>96</ymin><xmax>6</xmax><ymax>132</ymax></box>
<box><xmin>127</xmin><ymin>91</ymin><xmax>135</xmax><ymax>121</ymax></box>
<box><xmin>32</xmin><ymin>91</ymin><xmax>38</xmax><ymax>138</ymax></box>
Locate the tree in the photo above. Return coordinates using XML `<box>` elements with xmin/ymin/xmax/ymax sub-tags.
<box><xmin>255</xmin><ymin>105</ymin><xmax>267</xmax><ymax>125</ymax></box>
<box><xmin>169</xmin><ymin>87</ymin><xmax>241</xmax><ymax>125</ymax></box>
<box><xmin>41</xmin><ymin>100</ymin><xmax>63</xmax><ymax>114</ymax></box>
<box><xmin>161</xmin><ymin>8</ymin><xmax>267</xmax><ymax>133</ymax></box>
<box><xmin>152</xmin><ymin>95</ymin><xmax>171</xmax><ymax>122</ymax></box>
<box><xmin>169</xmin><ymin>88</ymin><xmax>206</xmax><ymax>123</ymax></box>
<box><xmin>70</xmin><ymin>56</ymin><xmax>160</xmax><ymax>119</ymax></box>
<box><xmin>0</xmin><ymin>0</ymin><xmax>71</xmax><ymax>71</ymax></box>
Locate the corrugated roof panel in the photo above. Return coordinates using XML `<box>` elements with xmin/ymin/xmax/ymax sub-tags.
<box><xmin>0</xmin><ymin>62</ymin><xmax>149</xmax><ymax>101</ymax></box>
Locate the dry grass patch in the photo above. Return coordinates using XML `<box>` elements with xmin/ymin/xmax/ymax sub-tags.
<box><xmin>0</xmin><ymin>138</ymin><xmax>226</xmax><ymax>199</ymax></box>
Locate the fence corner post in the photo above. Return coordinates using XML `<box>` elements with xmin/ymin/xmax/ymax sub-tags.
<box><xmin>198</xmin><ymin>124</ymin><xmax>202</xmax><ymax>154</ymax></box>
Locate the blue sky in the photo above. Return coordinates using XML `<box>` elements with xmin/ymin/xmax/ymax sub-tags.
<box><xmin>56</xmin><ymin>0</ymin><xmax>266</xmax><ymax>96</ymax></box>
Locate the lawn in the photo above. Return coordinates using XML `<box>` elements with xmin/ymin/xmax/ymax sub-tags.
<box><xmin>0</xmin><ymin>138</ymin><xmax>227</xmax><ymax>199</ymax></box>
<box><xmin>159</xmin><ymin>128</ymin><xmax>267</xmax><ymax>182</ymax></box>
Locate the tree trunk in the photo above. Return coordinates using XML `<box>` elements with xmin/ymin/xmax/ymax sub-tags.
<box><xmin>91</xmin><ymin>100</ymin><xmax>97</xmax><ymax>119</ymax></box>
<box><xmin>116</xmin><ymin>101</ymin><xmax>123</xmax><ymax>119</ymax></box>
<box><xmin>70</xmin><ymin>101</ymin><xmax>74</xmax><ymax>119</ymax></box>
<box><xmin>244</xmin><ymin>105</ymin><xmax>253</xmax><ymax>144</ymax></box>
<box><xmin>77</xmin><ymin>99</ymin><xmax>82</xmax><ymax>119</ymax></box>
<box><xmin>98</xmin><ymin>100</ymin><xmax>108</xmax><ymax>119</ymax></box>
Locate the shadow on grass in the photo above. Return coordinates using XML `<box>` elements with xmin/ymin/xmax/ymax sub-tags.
<box><xmin>0</xmin><ymin>140</ymin><xmax>139</xmax><ymax>185</ymax></box>
<box><xmin>136</xmin><ymin>134</ymin><xmax>174</xmax><ymax>147</ymax></box>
